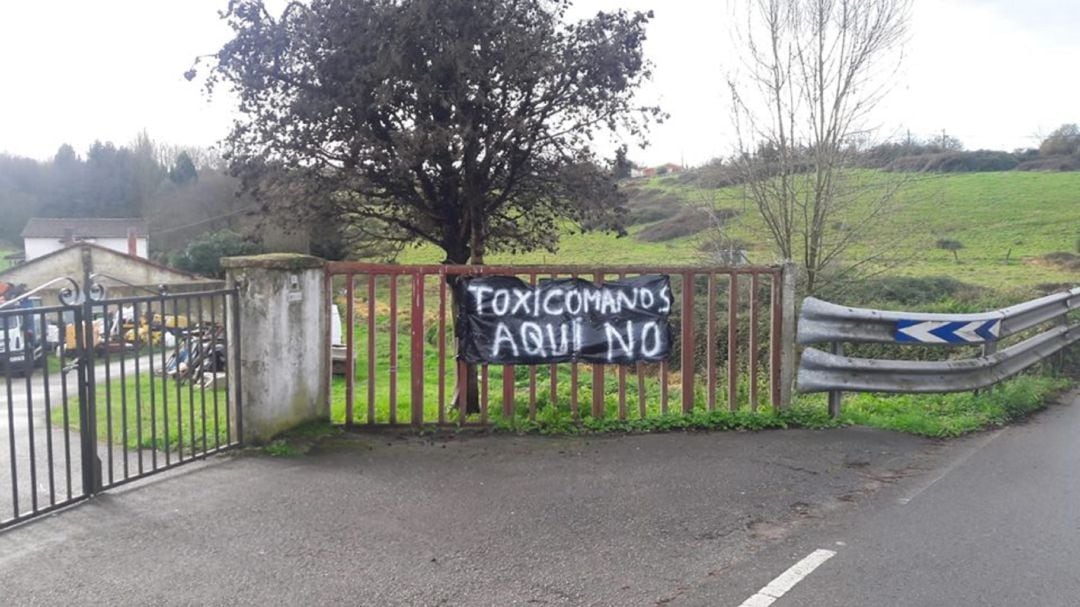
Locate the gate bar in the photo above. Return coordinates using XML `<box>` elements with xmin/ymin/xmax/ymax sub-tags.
<box><xmin>388</xmin><ymin>275</ymin><xmax>397</xmax><ymax>425</ymax></box>
<box><xmin>728</xmin><ymin>272</ymin><xmax>739</xmax><ymax>411</ymax></box>
<box><xmin>707</xmin><ymin>273</ymin><xmax>717</xmax><ymax>410</ymax></box>
<box><xmin>367</xmin><ymin>275</ymin><xmax>376</xmax><ymax>424</ymax></box>
<box><xmin>592</xmin><ymin>271</ymin><xmax>605</xmax><ymax>418</ymax></box>
<box><xmin>411</xmin><ymin>273</ymin><xmax>424</xmax><ymax>426</ymax></box>
<box><xmin>345</xmin><ymin>275</ymin><xmax>355</xmax><ymax>426</ymax></box>
<box><xmin>749</xmin><ymin>274</ymin><xmax>760</xmax><ymax>411</ymax></box>
<box><xmin>438</xmin><ymin>274</ymin><xmax>447</xmax><ymax>425</ymax></box>
<box><xmin>681</xmin><ymin>272</ymin><xmax>694</xmax><ymax>413</ymax></box>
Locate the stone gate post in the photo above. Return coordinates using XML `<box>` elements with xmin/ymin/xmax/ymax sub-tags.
<box><xmin>222</xmin><ymin>254</ymin><xmax>328</xmax><ymax>442</ymax></box>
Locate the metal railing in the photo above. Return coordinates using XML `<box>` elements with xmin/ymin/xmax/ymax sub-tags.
<box><xmin>796</xmin><ymin>287</ymin><xmax>1080</xmax><ymax>416</ymax></box>
<box><xmin>2</xmin><ymin>282</ymin><xmax>242</xmax><ymax>531</ymax></box>
<box><xmin>0</xmin><ymin>277</ymin><xmax>83</xmax><ymax>310</ymax></box>
<box><xmin>325</xmin><ymin>262</ymin><xmax>798</xmax><ymax>427</ymax></box>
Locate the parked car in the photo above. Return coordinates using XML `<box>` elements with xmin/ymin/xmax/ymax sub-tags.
<box><xmin>0</xmin><ymin>297</ymin><xmax>45</xmax><ymax>376</ymax></box>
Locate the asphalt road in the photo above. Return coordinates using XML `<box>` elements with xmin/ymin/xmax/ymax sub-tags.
<box><xmin>1</xmin><ymin>356</ymin><xmax>150</xmax><ymax>519</ymax></box>
<box><xmin>0</xmin><ymin>422</ymin><xmax>935</xmax><ymax>606</ymax></box>
<box><xmin>2</xmin><ymin>359</ymin><xmax>88</xmax><ymax>516</ymax></box>
<box><xmin>0</xmin><ymin>389</ymin><xmax>1076</xmax><ymax>606</ymax></box>
<box><xmin>677</xmin><ymin>389</ymin><xmax>1080</xmax><ymax>606</ymax></box>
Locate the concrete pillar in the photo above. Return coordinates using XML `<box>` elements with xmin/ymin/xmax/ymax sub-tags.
<box><xmin>222</xmin><ymin>254</ymin><xmax>328</xmax><ymax>443</ymax></box>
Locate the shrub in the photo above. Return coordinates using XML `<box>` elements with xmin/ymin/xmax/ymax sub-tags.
<box><xmin>935</xmin><ymin>238</ymin><xmax>964</xmax><ymax>261</ymax></box>
<box><xmin>886</xmin><ymin>150</ymin><xmax>1019</xmax><ymax>173</ymax></box>
<box><xmin>171</xmin><ymin>229</ymin><xmax>264</xmax><ymax>278</ymax></box>
<box><xmin>1038</xmin><ymin>123</ymin><xmax>1080</xmax><ymax>157</ymax></box>
<box><xmin>1014</xmin><ymin>156</ymin><xmax>1080</xmax><ymax>172</ymax></box>
<box><xmin>817</xmin><ymin>275</ymin><xmax>981</xmax><ymax>308</ymax></box>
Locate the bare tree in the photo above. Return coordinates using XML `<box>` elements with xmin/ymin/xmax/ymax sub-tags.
<box><xmin>727</xmin><ymin>0</ymin><xmax>912</xmax><ymax>294</ymax></box>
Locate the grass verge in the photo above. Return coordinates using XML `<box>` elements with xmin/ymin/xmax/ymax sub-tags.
<box><xmin>829</xmin><ymin>374</ymin><xmax>1073</xmax><ymax>437</ymax></box>
<box><xmin>488</xmin><ymin>374</ymin><xmax>1072</xmax><ymax>437</ymax></box>
<box><xmin>53</xmin><ymin>370</ymin><xmax>1072</xmax><ymax>449</ymax></box>
<box><xmin>50</xmin><ymin>371</ymin><xmax>231</xmax><ymax>452</ymax></box>
<box><xmin>395</xmin><ymin>374</ymin><xmax>1071</xmax><ymax>438</ymax></box>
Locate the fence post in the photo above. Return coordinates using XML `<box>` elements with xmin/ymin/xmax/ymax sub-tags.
<box><xmin>977</xmin><ymin>341</ymin><xmax>998</xmax><ymax>395</ymax></box>
<box><xmin>1054</xmin><ymin>311</ymin><xmax>1069</xmax><ymax>373</ymax></box>
<box><xmin>222</xmin><ymin>254</ymin><xmax>329</xmax><ymax>443</ymax></box>
<box><xmin>74</xmin><ymin>306</ymin><xmax>102</xmax><ymax>496</ymax></box>
<box><xmin>78</xmin><ymin>246</ymin><xmax>102</xmax><ymax>495</ymax></box>
<box><xmin>779</xmin><ymin>261</ymin><xmax>798</xmax><ymax>409</ymax></box>
<box><xmin>828</xmin><ymin>341</ymin><xmax>843</xmax><ymax>418</ymax></box>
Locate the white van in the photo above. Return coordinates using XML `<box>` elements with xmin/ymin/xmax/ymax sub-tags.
<box><xmin>0</xmin><ymin>298</ymin><xmax>45</xmax><ymax>376</ymax></box>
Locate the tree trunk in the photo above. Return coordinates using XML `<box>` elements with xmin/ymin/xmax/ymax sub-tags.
<box><xmin>448</xmin><ymin>278</ymin><xmax>481</xmax><ymax>416</ymax></box>
<box><xmin>446</xmin><ymin>229</ymin><xmax>481</xmax><ymax>416</ymax></box>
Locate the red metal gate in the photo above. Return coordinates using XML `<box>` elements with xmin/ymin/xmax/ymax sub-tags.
<box><xmin>325</xmin><ymin>263</ymin><xmax>793</xmax><ymax>427</ymax></box>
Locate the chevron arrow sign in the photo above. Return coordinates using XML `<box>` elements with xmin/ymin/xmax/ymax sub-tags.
<box><xmin>894</xmin><ymin>319</ymin><xmax>1001</xmax><ymax>344</ymax></box>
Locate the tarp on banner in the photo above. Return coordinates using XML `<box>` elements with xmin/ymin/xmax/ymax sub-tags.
<box><xmin>455</xmin><ymin>275</ymin><xmax>673</xmax><ymax>365</ymax></box>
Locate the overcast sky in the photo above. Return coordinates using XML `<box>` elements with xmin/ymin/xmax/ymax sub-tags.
<box><xmin>1</xmin><ymin>0</ymin><xmax>1078</xmax><ymax>167</ymax></box>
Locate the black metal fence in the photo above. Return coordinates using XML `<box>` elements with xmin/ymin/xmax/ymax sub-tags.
<box><xmin>1</xmin><ymin>285</ymin><xmax>241</xmax><ymax>530</ymax></box>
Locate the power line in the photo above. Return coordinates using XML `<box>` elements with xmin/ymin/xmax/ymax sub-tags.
<box><xmin>149</xmin><ymin>204</ymin><xmax>261</xmax><ymax>236</ymax></box>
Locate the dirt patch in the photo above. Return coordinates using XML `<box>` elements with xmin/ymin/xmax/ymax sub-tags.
<box><xmin>625</xmin><ymin>191</ymin><xmax>685</xmax><ymax>225</ymax></box>
<box><xmin>636</xmin><ymin>206</ymin><xmax>734</xmax><ymax>242</ymax></box>
<box><xmin>1026</xmin><ymin>252</ymin><xmax>1080</xmax><ymax>272</ymax></box>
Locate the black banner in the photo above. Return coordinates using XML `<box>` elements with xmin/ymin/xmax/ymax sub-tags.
<box><xmin>455</xmin><ymin>275</ymin><xmax>673</xmax><ymax>365</ymax></box>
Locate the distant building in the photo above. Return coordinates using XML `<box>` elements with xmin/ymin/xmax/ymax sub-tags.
<box><xmin>0</xmin><ymin>242</ymin><xmax>220</xmax><ymax>306</ymax></box>
<box><xmin>21</xmin><ymin>218</ymin><xmax>149</xmax><ymax>261</ymax></box>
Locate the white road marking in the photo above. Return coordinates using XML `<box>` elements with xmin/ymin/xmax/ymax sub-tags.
<box><xmin>736</xmin><ymin>548</ymin><xmax>837</xmax><ymax>607</ymax></box>
<box><xmin>898</xmin><ymin>427</ymin><xmax>1004</xmax><ymax>505</ymax></box>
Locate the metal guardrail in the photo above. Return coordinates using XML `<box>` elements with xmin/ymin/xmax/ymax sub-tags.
<box><xmin>798</xmin><ymin>287</ymin><xmax>1080</xmax><ymax>345</ymax></box>
<box><xmin>796</xmin><ymin>287</ymin><xmax>1080</xmax><ymax>416</ymax></box>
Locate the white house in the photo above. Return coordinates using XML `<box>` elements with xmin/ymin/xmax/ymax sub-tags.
<box><xmin>0</xmin><ymin>242</ymin><xmax>220</xmax><ymax>306</ymax></box>
<box><xmin>21</xmin><ymin>218</ymin><xmax>149</xmax><ymax>261</ymax></box>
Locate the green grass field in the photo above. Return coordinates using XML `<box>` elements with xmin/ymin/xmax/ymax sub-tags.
<box><xmin>368</xmin><ymin>169</ymin><xmax>1079</xmax><ymax>435</ymax></box>
<box><xmin>51</xmin><ymin>369</ymin><xmax>232</xmax><ymax>452</ymax></box>
<box><xmin>54</xmin><ymin>170</ymin><xmax>1080</xmax><ymax>443</ymax></box>
<box><xmin>396</xmin><ymin>171</ymin><xmax>1080</xmax><ymax>294</ymax></box>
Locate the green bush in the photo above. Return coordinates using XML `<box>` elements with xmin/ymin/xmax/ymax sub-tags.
<box><xmin>817</xmin><ymin>275</ymin><xmax>982</xmax><ymax>308</ymax></box>
<box><xmin>887</xmin><ymin>150</ymin><xmax>1019</xmax><ymax>173</ymax></box>
<box><xmin>171</xmin><ymin>229</ymin><xmax>264</xmax><ymax>278</ymax></box>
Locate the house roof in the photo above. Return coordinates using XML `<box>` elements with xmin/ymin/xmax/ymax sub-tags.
<box><xmin>0</xmin><ymin>242</ymin><xmax>217</xmax><ymax>284</ymax></box>
<box><xmin>21</xmin><ymin>218</ymin><xmax>149</xmax><ymax>239</ymax></box>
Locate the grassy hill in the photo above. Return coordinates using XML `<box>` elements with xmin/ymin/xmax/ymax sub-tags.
<box><xmin>394</xmin><ymin>170</ymin><xmax>1080</xmax><ymax>301</ymax></box>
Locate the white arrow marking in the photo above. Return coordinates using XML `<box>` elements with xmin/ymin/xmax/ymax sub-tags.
<box><xmin>953</xmin><ymin>321</ymin><xmax>985</xmax><ymax>343</ymax></box>
<box><xmin>897</xmin><ymin>321</ymin><xmax>950</xmax><ymax>343</ymax></box>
